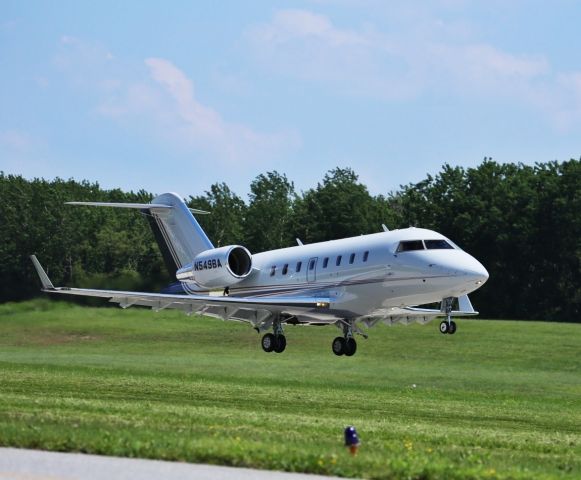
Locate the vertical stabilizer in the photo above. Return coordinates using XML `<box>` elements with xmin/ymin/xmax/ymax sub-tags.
<box><xmin>145</xmin><ymin>193</ymin><xmax>213</xmax><ymax>272</ymax></box>
<box><xmin>65</xmin><ymin>193</ymin><xmax>213</xmax><ymax>276</ymax></box>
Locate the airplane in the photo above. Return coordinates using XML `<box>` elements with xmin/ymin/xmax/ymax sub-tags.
<box><xmin>31</xmin><ymin>192</ymin><xmax>489</xmax><ymax>357</ymax></box>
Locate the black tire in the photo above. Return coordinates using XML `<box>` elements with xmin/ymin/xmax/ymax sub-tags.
<box><xmin>332</xmin><ymin>337</ymin><xmax>346</xmax><ymax>356</ymax></box>
<box><xmin>345</xmin><ymin>338</ymin><xmax>357</xmax><ymax>356</ymax></box>
<box><xmin>439</xmin><ymin>321</ymin><xmax>449</xmax><ymax>334</ymax></box>
<box><xmin>274</xmin><ymin>334</ymin><xmax>287</xmax><ymax>353</ymax></box>
<box><xmin>448</xmin><ymin>321</ymin><xmax>457</xmax><ymax>335</ymax></box>
<box><xmin>261</xmin><ymin>333</ymin><xmax>275</xmax><ymax>352</ymax></box>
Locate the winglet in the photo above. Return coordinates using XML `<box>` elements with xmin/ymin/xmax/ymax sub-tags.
<box><xmin>30</xmin><ymin>255</ymin><xmax>55</xmax><ymax>290</ymax></box>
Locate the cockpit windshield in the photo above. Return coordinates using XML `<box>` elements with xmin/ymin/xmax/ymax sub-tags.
<box><xmin>424</xmin><ymin>239</ymin><xmax>454</xmax><ymax>249</ymax></box>
<box><xmin>396</xmin><ymin>240</ymin><xmax>424</xmax><ymax>252</ymax></box>
<box><xmin>396</xmin><ymin>239</ymin><xmax>454</xmax><ymax>252</ymax></box>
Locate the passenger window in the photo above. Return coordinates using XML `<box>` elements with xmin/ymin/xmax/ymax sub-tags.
<box><xmin>425</xmin><ymin>239</ymin><xmax>454</xmax><ymax>249</ymax></box>
<box><xmin>349</xmin><ymin>253</ymin><xmax>355</xmax><ymax>264</ymax></box>
<box><xmin>323</xmin><ymin>257</ymin><xmax>329</xmax><ymax>268</ymax></box>
<box><xmin>282</xmin><ymin>264</ymin><xmax>288</xmax><ymax>275</ymax></box>
<box><xmin>363</xmin><ymin>251</ymin><xmax>369</xmax><ymax>262</ymax></box>
<box><xmin>336</xmin><ymin>255</ymin><xmax>342</xmax><ymax>266</ymax></box>
<box><xmin>309</xmin><ymin>259</ymin><xmax>316</xmax><ymax>270</ymax></box>
<box><xmin>296</xmin><ymin>261</ymin><xmax>302</xmax><ymax>273</ymax></box>
<box><xmin>270</xmin><ymin>266</ymin><xmax>276</xmax><ymax>276</ymax></box>
<box><xmin>396</xmin><ymin>240</ymin><xmax>425</xmax><ymax>252</ymax></box>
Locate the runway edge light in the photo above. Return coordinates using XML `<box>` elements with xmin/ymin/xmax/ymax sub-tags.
<box><xmin>344</xmin><ymin>426</ymin><xmax>360</xmax><ymax>456</ymax></box>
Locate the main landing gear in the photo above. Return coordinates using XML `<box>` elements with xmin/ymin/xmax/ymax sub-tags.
<box><xmin>439</xmin><ymin>297</ymin><xmax>457</xmax><ymax>335</ymax></box>
<box><xmin>332</xmin><ymin>322</ymin><xmax>357</xmax><ymax>356</ymax></box>
<box><xmin>261</xmin><ymin>319</ymin><xmax>286</xmax><ymax>353</ymax></box>
<box><xmin>439</xmin><ymin>320</ymin><xmax>457</xmax><ymax>334</ymax></box>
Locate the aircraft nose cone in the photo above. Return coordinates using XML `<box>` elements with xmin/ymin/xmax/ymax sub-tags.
<box><xmin>461</xmin><ymin>257</ymin><xmax>489</xmax><ymax>285</ymax></box>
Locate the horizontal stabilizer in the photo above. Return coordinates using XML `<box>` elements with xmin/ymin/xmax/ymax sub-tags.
<box><xmin>30</xmin><ymin>255</ymin><xmax>55</xmax><ymax>290</ymax></box>
<box><xmin>66</xmin><ymin>201</ymin><xmax>170</xmax><ymax>209</ymax></box>
<box><xmin>65</xmin><ymin>201</ymin><xmax>209</xmax><ymax>215</ymax></box>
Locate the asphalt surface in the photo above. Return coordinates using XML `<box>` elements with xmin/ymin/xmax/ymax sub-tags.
<box><xmin>0</xmin><ymin>448</ymin><xmax>344</xmax><ymax>480</ymax></box>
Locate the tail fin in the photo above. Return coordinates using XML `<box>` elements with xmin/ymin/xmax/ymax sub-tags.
<box><xmin>67</xmin><ymin>192</ymin><xmax>213</xmax><ymax>275</ymax></box>
<box><xmin>144</xmin><ymin>193</ymin><xmax>213</xmax><ymax>273</ymax></box>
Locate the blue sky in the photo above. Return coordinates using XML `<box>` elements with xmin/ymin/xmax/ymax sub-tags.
<box><xmin>1</xmin><ymin>1</ymin><xmax>580</xmax><ymax>198</ymax></box>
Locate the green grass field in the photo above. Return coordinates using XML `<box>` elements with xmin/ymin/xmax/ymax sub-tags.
<box><xmin>0</xmin><ymin>299</ymin><xmax>579</xmax><ymax>479</ymax></box>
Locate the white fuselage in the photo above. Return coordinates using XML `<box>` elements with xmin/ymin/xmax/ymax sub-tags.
<box><xmin>182</xmin><ymin>227</ymin><xmax>489</xmax><ymax>320</ymax></box>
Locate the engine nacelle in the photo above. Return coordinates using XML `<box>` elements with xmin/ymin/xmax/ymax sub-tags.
<box><xmin>176</xmin><ymin>245</ymin><xmax>252</xmax><ymax>288</ymax></box>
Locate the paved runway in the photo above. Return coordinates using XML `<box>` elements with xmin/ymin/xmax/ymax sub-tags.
<box><xmin>0</xmin><ymin>448</ymin><xmax>343</xmax><ymax>480</ymax></box>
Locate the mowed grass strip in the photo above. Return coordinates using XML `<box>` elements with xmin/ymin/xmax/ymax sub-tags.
<box><xmin>0</xmin><ymin>299</ymin><xmax>579</xmax><ymax>479</ymax></box>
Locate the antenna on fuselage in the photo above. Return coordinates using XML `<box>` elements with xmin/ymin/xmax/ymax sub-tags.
<box><xmin>296</xmin><ymin>238</ymin><xmax>304</xmax><ymax>246</ymax></box>
<box><xmin>381</xmin><ymin>224</ymin><xmax>390</xmax><ymax>232</ymax></box>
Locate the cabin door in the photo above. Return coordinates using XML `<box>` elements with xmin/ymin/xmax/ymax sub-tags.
<box><xmin>307</xmin><ymin>257</ymin><xmax>318</xmax><ymax>283</ymax></box>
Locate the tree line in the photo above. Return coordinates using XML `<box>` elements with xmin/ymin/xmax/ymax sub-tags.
<box><xmin>0</xmin><ymin>158</ymin><xmax>579</xmax><ymax>321</ymax></box>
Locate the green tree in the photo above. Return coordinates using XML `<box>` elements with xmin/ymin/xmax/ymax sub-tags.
<box><xmin>294</xmin><ymin>168</ymin><xmax>379</xmax><ymax>243</ymax></box>
<box><xmin>244</xmin><ymin>171</ymin><xmax>295</xmax><ymax>253</ymax></box>
<box><xmin>189</xmin><ymin>183</ymin><xmax>246</xmax><ymax>247</ymax></box>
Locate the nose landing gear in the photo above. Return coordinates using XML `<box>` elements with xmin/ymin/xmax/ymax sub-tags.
<box><xmin>439</xmin><ymin>297</ymin><xmax>457</xmax><ymax>335</ymax></box>
<box><xmin>439</xmin><ymin>320</ymin><xmax>457</xmax><ymax>334</ymax></box>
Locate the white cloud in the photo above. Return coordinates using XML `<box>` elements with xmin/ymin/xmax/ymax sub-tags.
<box><xmin>54</xmin><ymin>35</ymin><xmax>118</xmax><ymax>90</ymax></box>
<box><xmin>427</xmin><ymin>43</ymin><xmax>550</xmax><ymax>94</ymax></box>
<box><xmin>0</xmin><ymin>130</ymin><xmax>50</xmax><ymax>179</ymax></box>
<box><xmin>134</xmin><ymin>57</ymin><xmax>300</xmax><ymax>162</ymax></box>
<box><xmin>56</xmin><ymin>38</ymin><xmax>299</xmax><ymax>166</ymax></box>
<box><xmin>145</xmin><ymin>58</ymin><xmax>224</xmax><ymax>142</ymax></box>
<box><xmin>246</xmin><ymin>10</ymin><xmax>414</xmax><ymax>100</ymax></box>
<box><xmin>246</xmin><ymin>8</ymin><xmax>581</xmax><ymax>130</ymax></box>
<box><xmin>0</xmin><ymin>130</ymin><xmax>36</xmax><ymax>151</ymax></box>
<box><xmin>257</xmin><ymin>9</ymin><xmax>369</xmax><ymax>47</ymax></box>
<box><xmin>247</xmin><ymin>9</ymin><xmax>547</xmax><ymax>92</ymax></box>
<box><xmin>529</xmin><ymin>72</ymin><xmax>581</xmax><ymax>131</ymax></box>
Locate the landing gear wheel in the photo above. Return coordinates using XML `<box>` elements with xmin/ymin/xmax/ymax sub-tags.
<box><xmin>332</xmin><ymin>337</ymin><xmax>346</xmax><ymax>356</ymax></box>
<box><xmin>439</xmin><ymin>321</ymin><xmax>449</xmax><ymax>334</ymax></box>
<box><xmin>261</xmin><ymin>333</ymin><xmax>276</xmax><ymax>352</ymax></box>
<box><xmin>448</xmin><ymin>321</ymin><xmax>457</xmax><ymax>335</ymax></box>
<box><xmin>345</xmin><ymin>338</ymin><xmax>357</xmax><ymax>356</ymax></box>
<box><xmin>274</xmin><ymin>334</ymin><xmax>287</xmax><ymax>353</ymax></box>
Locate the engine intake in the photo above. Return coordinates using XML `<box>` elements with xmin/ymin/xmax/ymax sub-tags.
<box><xmin>176</xmin><ymin>245</ymin><xmax>252</xmax><ymax>288</ymax></box>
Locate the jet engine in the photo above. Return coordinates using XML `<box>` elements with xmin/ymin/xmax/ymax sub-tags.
<box><xmin>176</xmin><ymin>245</ymin><xmax>252</xmax><ymax>288</ymax></box>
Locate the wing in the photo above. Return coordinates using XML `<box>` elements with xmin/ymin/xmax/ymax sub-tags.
<box><xmin>30</xmin><ymin>256</ymin><xmax>333</xmax><ymax>330</ymax></box>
